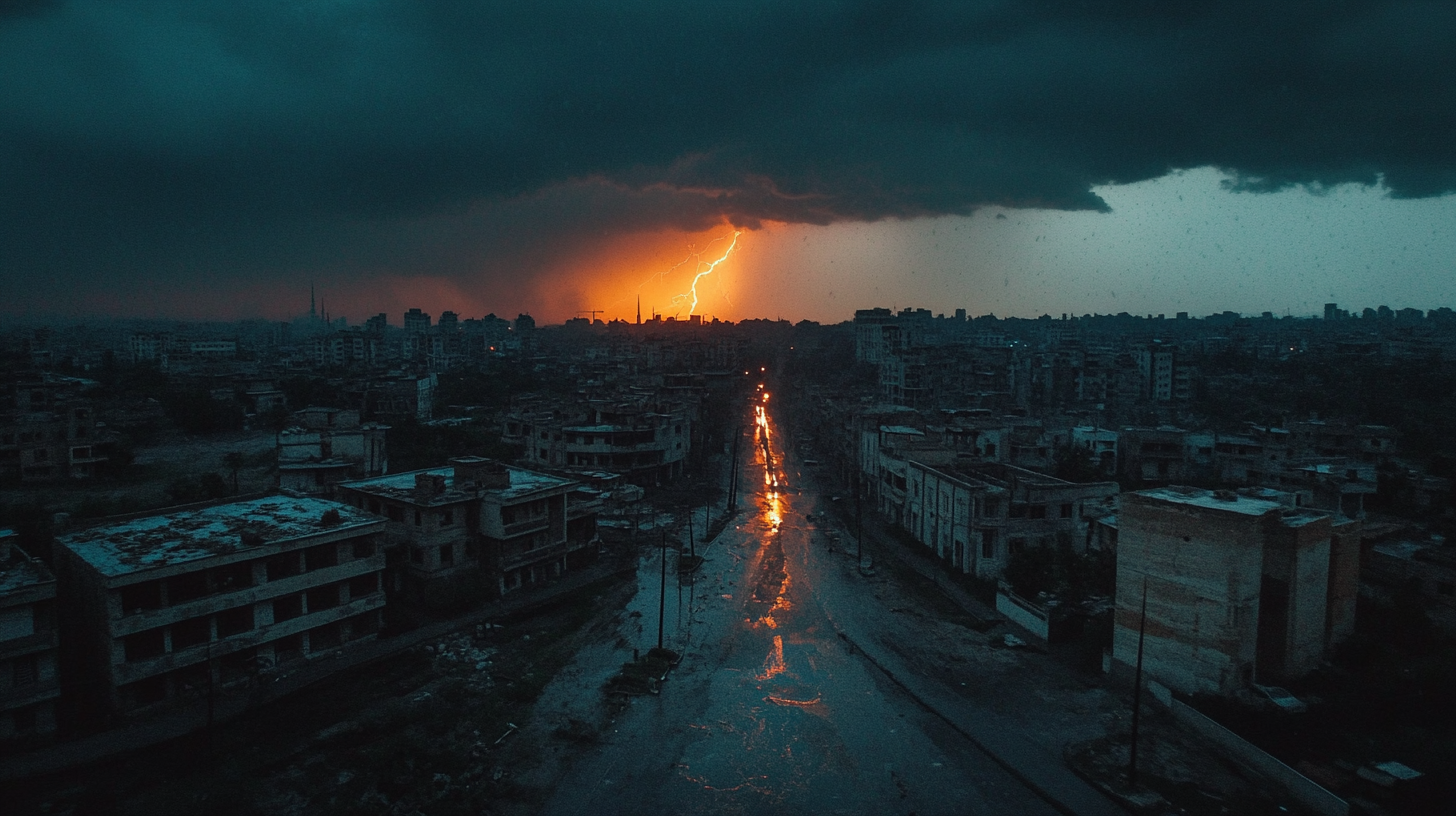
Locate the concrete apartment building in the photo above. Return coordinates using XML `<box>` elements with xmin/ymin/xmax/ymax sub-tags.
<box><xmin>504</xmin><ymin>400</ymin><xmax>692</xmax><ymax>486</ymax></box>
<box><xmin>1112</xmin><ymin>487</ymin><xmax>1361</xmax><ymax>698</ymax></box>
<box><xmin>277</xmin><ymin>407</ymin><xmax>389</xmax><ymax>495</ymax></box>
<box><xmin>56</xmin><ymin>498</ymin><xmax>386</xmax><ymax>719</ymax></box>
<box><xmin>1</xmin><ymin>371</ymin><xmax>109</xmax><ymax>482</ymax></box>
<box><xmin>903</xmin><ymin>461</ymin><xmax>1119</xmax><ymax>579</ymax></box>
<box><xmin>0</xmin><ymin>530</ymin><xmax>60</xmax><ymax>740</ymax></box>
<box><xmin>336</xmin><ymin>457</ymin><xmax>602</xmax><ymax>599</ymax></box>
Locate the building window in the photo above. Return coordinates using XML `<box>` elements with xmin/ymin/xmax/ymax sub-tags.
<box><xmin>266</xmin><ymin>554</ymin><xmax>302</xmax><ymax>581</ymax></box>
<box><xmin>440</xmin><ymin>545</ymin><xmax>454</xmax><ymax>566</ymax></box>
<box><xmin>124</xmin><ymin>629</ymin><xmax>166</xmax><ymax>662</ymax></box>
<box><xmin>306</xmin><ymin>585</ymin><xmax>340</xmax><ymax>611</ymax></box>
<box><xmin>410</xmin><ymin>547</ymin><xmax>424</xmax><ymax>565</ymax></box>
<box><xmin>442</xmin><ymin>510</ymin><xmax>454</xmax><ymax>526</ymax></box>
<box><xmin>168</xmin><ymin>572</ymin><xmax>210</xmax><ymax>604</ymax></box>
<box><xmin>1009</xmin><ymin>538</ymin><xmax>1026</xmax><ymax>556</ymax></box>
<box><xmin>1026</xmin><ymin>504</ymin><xmax>1046</xmax><ymax>520</ymax></box>
<box><xmin>12</xmin><ymin>654</ymin><xmax>37</xmax><ymax>687</ymax></box>
<box><xmin>1060</xmin><ymin>503</ymin><xmax>1074</xmax><ymax>519</ymax></box>
<box><xmin>171</xmin><ymin>617</ymin><xmax>211</xmax><ymax>650</ymax></box>
<box><xmin>352</xmin><ymin>539</ymin><xmax>375</xmax><ymax>559</ymax></box>
<box><xmin>349</xmin><ymin>573</ymin><xmax>378</xmax><ymax>599</ymax></box>
<box><xmin>981</xmin><ymin>532</ymin><xmax>996</xmax><ymax>560</ymax></box>
<box><xmin>273</xmin><ymin>594</ymin><xmax>303</xmax><ymax>622</ymax></box>
<box><xmin>12</xmin><ymin>705</ymin><xmax>37</xmax><ymax>733</ymax></box>
<box><xmin>387</xmin><ymin>505</ymin><xmax>404</xmax><ymax>523</ymax></box>
<box><xmin>414</xmin><ymin>510</ymin><xmax>422</xmax><ymax>526</ymax></box>
<box><xmin>217</xmin><ymin>605</ymin><xmax>255</xmax><ymax>638</ymax></box>
<box><xmin>305</xmin><ymin>544</ymin><xmax>338</xmax><ymax>571</ymax></box>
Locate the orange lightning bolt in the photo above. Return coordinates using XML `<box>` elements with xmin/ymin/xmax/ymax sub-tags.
<box><xmin>669</xmin><ymin>229</ymin><xmax>742</xmax><ymax>316</ymax></box>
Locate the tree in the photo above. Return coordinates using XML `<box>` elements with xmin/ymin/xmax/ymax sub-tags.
<box><xmin>223</xmin><ymin>451</ymin><xmax>245</xmax><ymax>494</ymax></box>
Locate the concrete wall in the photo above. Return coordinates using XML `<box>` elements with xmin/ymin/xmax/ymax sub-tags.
<box><xmin>1325</xmin><ymin>519</ymin><xmax>1361</xmax><ymax>645</ymax></box>
<box><xmin>996</xmin><ymin>590</ymin><xmax>1050</xmax><ymax>640</ymax></box>
<box><xmin>1114</xmin><ymin>494</ymin><xmax>1265</xmax><ymax>697</ymax></box>
<box><xmin>1168</xmin><ymin>698</ymin><xmax>1348</xmax><ymax>816</ymax></box>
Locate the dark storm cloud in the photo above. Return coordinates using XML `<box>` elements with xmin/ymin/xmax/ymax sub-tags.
<box><xmin>2</xmin><ymin>1</ymin><xmax>1454</xmax><ymax>313</ymax></box>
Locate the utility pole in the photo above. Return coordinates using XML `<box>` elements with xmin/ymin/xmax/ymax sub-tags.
<box><xmin>205</xmin><ymin>639</ymin><xmax>215</xmax><ymax>754</ymax></box>
<box><xmin>658</xmin><ymin>530</ymin><xmax>667</xmax><ymax>651</ymax></box>
<box><xmin>855</xmin><ymin>474</ymin><xmax>864</xmax><ymax>570</ymax></box>
<box><xmin>1128</xmin><ymin>576</ymin><xmax>1149</xmax><ymax>788</ymax></box>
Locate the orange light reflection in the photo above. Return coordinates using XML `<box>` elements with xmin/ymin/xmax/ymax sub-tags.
<box><xmin>758</xmin><ymin>634</ymin><xmax>787</xmax><ymax>681</ymax></box>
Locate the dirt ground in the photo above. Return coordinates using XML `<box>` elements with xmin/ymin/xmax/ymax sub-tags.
<box><xmin>836</xmin><ymin>535</ymin><xmax>1303</xmax><ymax>816</ymax></box>
<box><xmin>1</xmin><ymin>429</ymin><xmax>278</xmax><ymax>520</ymax></box>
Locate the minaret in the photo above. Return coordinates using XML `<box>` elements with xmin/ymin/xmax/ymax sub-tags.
<box><xmin>310</xmin><ymin>283</ymin><xmax>317</xmax><ymax>319</ymax></box>
<box><xmin>636</xmin><ymin>296</ymin><xmax>641</xmax><ymax>325</ymax></box>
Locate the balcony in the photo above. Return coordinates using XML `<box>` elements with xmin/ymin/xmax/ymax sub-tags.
<box><xmin>501</xmin><ymin>516</ymin><xmax>550</xmax><ymax>537</ymax></box>
<box><xmin>501</xmin><ymin>540</ymin><xmax>570</xmax><ymax>572</ymax></box>
<box><xmin>110</xmin><ymin>593</ymin><xmax>385</xmax><ymax>686</ymax></box>
<box><xmin>110</xmin><ymin>556</ymin><xmax>384</xmax><ymax>637</ymax></box>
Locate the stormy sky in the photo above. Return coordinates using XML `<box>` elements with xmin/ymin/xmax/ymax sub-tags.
<box><xmin>2</xmin><ymin>1</ymin><xmax>1454</xmax><ymax>323</ymax></box>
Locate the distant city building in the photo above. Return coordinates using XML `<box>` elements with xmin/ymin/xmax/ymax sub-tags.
<box><xmin>403</xmin><ymin>308</ymin><xmax>432</xmax><ymax>334</ymax></box>
<box><xmin>504</xmin><ymin>399</ymin><xmax>692</xmax><ymax>485</ymax></box>
<box><xmin>0</xmin><ymin>372</ymin><xmax>109</xmax><ymax>482</ymax></box>
<box><xmin>277</xmin><ymin>408</ymin><xmax>389</xmax><ymax>495</ymax></box>
<box><xmin>903</xmin><ymin>461</ymin><xmax>1118</xmax><ymax>579</ymax></box>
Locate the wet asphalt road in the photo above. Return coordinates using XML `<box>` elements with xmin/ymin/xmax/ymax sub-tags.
<box><xmin>542</xmin><ymin>403</ymin><xmax>1057</xmax><ymax>816</ymax></box>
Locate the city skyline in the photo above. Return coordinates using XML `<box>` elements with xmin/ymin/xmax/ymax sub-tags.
<box><xmin>3</xmin><ymin>3</ymin><xmax>1455</xmax><ymax>325</ymax></box>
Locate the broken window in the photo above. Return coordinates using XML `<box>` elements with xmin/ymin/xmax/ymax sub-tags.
<box><xmin>272</xmin><ymin>594</ymin><xmax>303</xmax><ymax>622</ymax></box>
<box><xmin>168</xmin><ymin>572</ymin><xmax>210</xmax><ymax>604</ymax></box>
<box><xmin>171</xmin><ymin>617</ymin><xmax>211</xmax><ymax>650</ymax></box>
<box><xmin>217</xmin><ymin>605</ymin><xmax>254</xmax><ymax>638</ymax></box>
<box><xmin>265</xmin><ymin>553</ymin><xmax>302</xmax><ymax>581</ymax></box>
<box><xmin>124</xmin><ymin>628</ymin><xmax>166</xmax><ymax>662</ymax></box>
<box><xmin>306</xmin><ymin>585</ymin><xmax>340</xmax><ymax>611</ymax></box>
<box><xmin>304</xmin><ymin>543</ymin><xmax>338</xmax><ymax>571</ymax></box>
<box><xmin>119</xmin><ymin>581</ymin><xmax>164</xmax><ymax>615</ymax></box>
<box><xmin>348</xmin><ymin>573</ymin><xmax>378</xmax><ymax>599</ymax></box>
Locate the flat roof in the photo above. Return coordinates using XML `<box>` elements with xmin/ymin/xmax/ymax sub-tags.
<box><xmin>0</xmin><ymin>548</ymin><xmax>55</xmax><ymax>596</ymax></box>
<box><xmin>880</xmin><ymin>425</ymin><xmax>925</xmax><ymax>436</ymax></box>
<box><xmin>1135</xmin><ymin>487</ymin><xmax>1324</xmax><ymax>525</ymax></box>
<box><xmin>341</xmin><ymin>465</ymin><xmax>574</xmax><ymax>503</ymax></box>
<box><xmin>59</xmin><ymin>497</ymin><xmax>378</xmax><ymax>577</ymax></box>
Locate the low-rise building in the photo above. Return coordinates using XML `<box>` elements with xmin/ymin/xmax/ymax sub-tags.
<box><xmin>336</xmin><ymin>457</ymin><xmax>602</xmax><ymax>599</ymax></box>
<box><xmin>276</xmin><ymin>407</ymin><xmax>389</xmax><ymax>495</ymax></box>
<box><xmin>505</xmin><ymin>399</ymin><xmax>692</xmax><ymax>485</ymax></box>
<box><xmin>0</xmin><ymin>530</ymin><xmax>60</xmax><ymax>740</ymax></box>
<box><xmin>56</xmin><ymin>498</ymin><xmax>386</xmax><ymax>720</ymax></box>
<box><xmin>1112</xmin><ymin>487</ymin><xmax>1360</xmax><ymax>697</ymax></box>
<box><xmin>903</xmin><ymin>461</ymin><xmax>1119</xmax><ymax>579</ymax></box>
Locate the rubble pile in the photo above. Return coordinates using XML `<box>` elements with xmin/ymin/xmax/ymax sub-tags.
<box><xmin>424</xmin><ymin>632</ymin><xmax>498</xmax><ymax>688</ymax></box>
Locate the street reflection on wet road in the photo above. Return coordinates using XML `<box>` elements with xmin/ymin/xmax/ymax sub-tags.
<box><xmin>543</xmin><ymin>400</ymin><xmax>1056</xmax><ymax>816</ymax></box>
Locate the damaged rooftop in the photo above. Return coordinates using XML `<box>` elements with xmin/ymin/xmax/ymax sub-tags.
<box><xmin>59</xmin><ymin>497</ymin><xmax>378</xmax><ymax>577</ymax></box>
